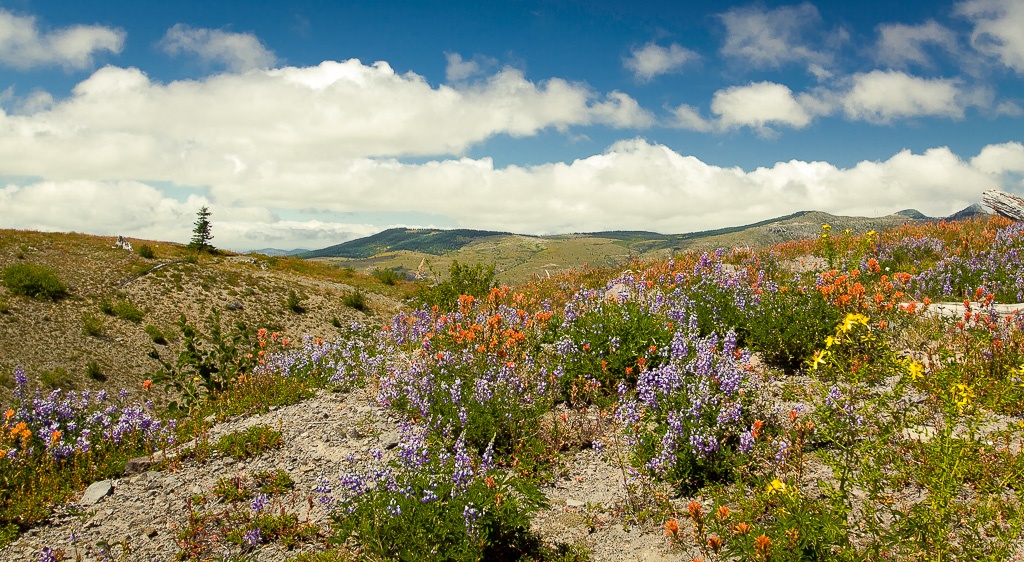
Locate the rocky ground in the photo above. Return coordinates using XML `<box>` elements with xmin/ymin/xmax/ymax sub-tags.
<box><xmin>0</xmin><ymin>385</ymin><xmax>697</xmax><ymax>562</ymax></box>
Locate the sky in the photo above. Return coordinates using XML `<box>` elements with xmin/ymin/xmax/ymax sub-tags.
<box><xmin>1</xmin><ymin>0</ymin><xmax>1023</xmax><ymax>251</ymax></box>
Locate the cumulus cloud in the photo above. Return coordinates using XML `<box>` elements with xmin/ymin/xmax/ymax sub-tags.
<box><xmin>0</xmin><ymin>59</ymin><xmax>652</xmax><ymax>183</ymax></box>
<box><xmin>0</xmin><ymin>8</ymin><xmax>124</xmax><ymax>70</ymax></box>
<box><xmin>624</xmin><ymin>42</ymin><xmax>698</xmax><ymax>82</ymax></box>
<box><xmin>445</xmin><ymin>52</ymin><xmax>498</xmax><ymax>82</ymax></box>
<box><xmin>710</xmin><ymin>82</ymin><xmax>819</xmax><ymax>134</ymax></box>
<box><xmin>957</xmin><ymin>0</ymin><xmax>1024</xmax><ymax>73</ymax></box>
<box><xmin>840</xmin><ymin>70</ymin><xmax>982</xmax><ymax>123</ymax></box>
<box><xmin>160</xmin><ymin>24</ymin><xmax>277</xmax><ymax>72</ymax></box>
<box><xmin>875</xmin><ymin>20</ymin><xmax>958</xmax><ymax>68</ymax></box>
<box><xmin>5</xmin><ymin>137</ymin><xmax>1020</xmax><ymax>250</ymax></box>
<box><xmin>669</xmin><ymin>104</ymin><xmax>714</xmax><ymax>132</ymax></box>
<box><xmin>717</xmin><ymin>3</ymin><xmax>833</xmax><ymax>72</ymax></box>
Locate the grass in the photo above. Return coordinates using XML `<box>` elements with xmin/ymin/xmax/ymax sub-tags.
<box><xmin>215</xmin><ymin>425</ymin><xmax>283</xmax><ymax>460</ymax></box>
<box><xmin>342</xmin><ymin>289</ymin><xmax>368</xmax><ymax>312</ymax></box>
<box><xmin>2</xmin><ymin>263</ymin><xmax>67</xmax><ymax>300</ymax></box>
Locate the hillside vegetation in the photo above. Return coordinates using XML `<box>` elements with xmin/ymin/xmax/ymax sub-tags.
<box><xmin>3</xmin><ymin>214</ymin><xmax>1024</xmax><ymax>561</ymax></box>
<box><xmin>308</xmin><ymin>209</ymin><xmax>980</xmax><ymax>285</ymax></box>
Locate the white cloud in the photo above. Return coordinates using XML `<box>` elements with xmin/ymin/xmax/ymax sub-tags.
<box><xmin>717</xmin><ymin>3</ymin><xmax>832</xmax><ymax>71</ymax></box>
<box><xmin>957</xmin><ymin>0</ymin><xmax>1024</xmax><ymax>73</ymax></box>
<box><xmin>4</xmin><ymin>138</ymin><xmax>1017</xmax><ymax>250</ymax></box>
<box><xmin>0</xmin><ymin>60</ymin><xmax>652</xmax><ymax>184</ymax></box>
<box><xmin>840</xmin><ymin>70</ymin><xmax>979</xmax><ymax>123</ymax></box>
<box><xmin>160</xmin><ymin>24</ymin><xmax>277</xmax><ymax>72</ymax></box>
<box><xmin>875</xmin><ymin>20</ymin><xmax>958</xmax><ymax>68</ymax></box>
<box><xmin>0</xmin><ymin>8</ymin><xmax>124</xmax><ymax>70</ymax></box>
<box><xmin>445</xmin><ymin>52</ymin><xmax>498</xmax><ymax>82</ymax></box>
<box><xmin>669</xmin><ymin>104</ymin><xmax>714</xmax><ymax>132</ymax></box>
<box><xmin>624</xmin><ymin>42</ymin><xmax>698</xmax><ymax>82</ymax></box>
<box><xmin>710</xmin><ymin>82</ymin><xmax>818</xmax><ymax>133</ymax></box>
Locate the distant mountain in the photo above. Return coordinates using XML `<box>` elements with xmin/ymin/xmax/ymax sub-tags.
<box><xmin>249</xmin><ymin>248</ymin><xmax>311</xmax><ymax>257</ymax></box>
<box><xmin>299</xmin><ymin>228</ymin><xmax>513</xmax><ymax>259</ymax></box>
<box><xmin>946</xmin><ymin>204</ymin><xmax>991</xmax><ymax>222</ymax></box>
<box><xmin>895</xmin><ymin>209</ymin><xmax>928</xmax><ymax>219</ymax></box>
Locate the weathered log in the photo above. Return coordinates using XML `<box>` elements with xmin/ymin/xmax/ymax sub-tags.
<box><xmin>982</xmin><ymin>189</ymin><xmax>1024</xmax><ymax>221</ymax></box>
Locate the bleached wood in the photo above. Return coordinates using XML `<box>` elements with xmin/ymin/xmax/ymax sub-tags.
<box><xmin>982</xmin><ymin>189</ymin><xmax>1024</xmax><ymax>221</ymax></box>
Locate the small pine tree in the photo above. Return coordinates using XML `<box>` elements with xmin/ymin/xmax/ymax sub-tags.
<box><xmin>190</xmin><ymin>206</ymin><xmax>214</xmax><ymax>251</ymax></box>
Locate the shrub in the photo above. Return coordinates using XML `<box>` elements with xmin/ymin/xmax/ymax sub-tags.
<box><xmin>85</xmin><ymin>360</ymin><xmax>105</xmax><ymax>382</ymax></box>
<box><xmin>81</xmin><ymin>313</ymin><xmax>105</xmax><ymax>337</ymax></box>
<box><xmin>342</xmin><ymin>289</ymin><xmax>368</xmax><ymax>312</ymax></box>
<box><xmin>416</xmin><ymin>260</ymin><xmax>496</xmax><ymax>311</ymax></box>
<box><xmin>39</xmin><ymin>367</ymin><xmax>76</xmax><ymax>390</ymax></box>
<box><xmin>216</xmin><ymin>425</ymin><xmax>283</xmax><ymax>460</ymax></box>
<box><xmin>112</xmin><ymin>300</ymin><xmax>145</xmax><ymax>323</ymax></box>
<box><xmin>98</xmin><ymin>298</ymin><xmax>115</xmax><ymax>315</ymax></box>
<box><xmin>2</xmin><ymin>263</ymin><xmax>67</xmax><ymax>300</ymax></box>
<box><xmin>745</xmin><ymin>287</ymin><xmax>842</xmax><ymax>373</ymax></box>
<box><xmin>0</xmin><ymin>297</ymin><xmax>9</xmax><ymax>314</ymax></box>
<box><xmin>286</xmin><ymin>290</ymin><xmax>305</xmax><ymax>314</ymax></box>
<box><xmin>137</xmin><ymin>244</ymin><xmax>155</xmax><ymax>259</ymax></box>
<box><xmin>145</xmin><ymin>324</ymin><xmax>168</xmax><ymax>345</ymax></box>
<box><xmin>372</xmin><ymin>267</ymin><xmax>402</xmax><ymax>286</ymax></box>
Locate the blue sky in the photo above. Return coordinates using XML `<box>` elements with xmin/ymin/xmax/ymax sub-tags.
<box><xmin>1</xmin><ymin>0</ymin><xmax>1023</xmax><ymax>250</ymax></box>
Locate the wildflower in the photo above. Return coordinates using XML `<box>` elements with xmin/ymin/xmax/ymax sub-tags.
<box><xmin>751</xmin><ymin>420</ymin><xmax>764</xmax><ymax>440</ymax></box>
<box><xmin>142</xmin><ymin>380</ymin><xmax>152</xmax><ymax>391</ymax></box>
<box><xmin>707</xmin><ymin>536</ymin><xmax>723</xmax><ymax>552</ymax></box>
<box><xmin>840</xmin><ymin>313</ymin><xmax>869</xmax><ymax>332</ymax></box>
<box><xmin>733</xmin><ymin>522</ymin><xmax>752</xmax><ymax>535</ymax></box>
<box><xmin>4</xmin><ymin>409</ymin><xmax>13</xmax><ymax>421</ymax></box>
<box><xmin>809</xmin><ymin>350</ymin><xmax>828</xmax><ymax>370</ymax></box>
<box><xmin>664</xmin><ymin>518</ymin><xmax>680</xmax><ymax>538</ymax></box>
<box><xmin>242</xmin><ymin>528</ymin><xmax>263</xmax><ymax>547</ymax></box>
<box><xmin>687</xmin><ymin>500</ymin><xmax>703</xmax><ymax>522</ymax></box>
<box><xmin>766</xmin><ymin>478</ymin><xmax>787</xmax><ymax>496</ymax></box>
<box><xmin>753</xmin><ymin>534</ymin><xmax>772</xmax><ymax>558</ymax></box>
<box><xmin>906</xmin><ymin>360</ymin><xmax>924</xmax><ymax>382</ymax></box>
<box><xmin>251</xmin><ymin>493</ymin><xmax>269</xmax><ymax>512</ymax></box>
<box><xmin>951</xmin><ymin>383</ymin><xmax>975</xmax><ymax>412</ymax></box>
<box><xmin>716</xmin><ymin>505</ymin><xmax>730</xmax><ymax>521</ymax></box>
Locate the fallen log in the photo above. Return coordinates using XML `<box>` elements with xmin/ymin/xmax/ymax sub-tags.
<box><xmin>982</xmin><ymin>189</ymin><xmax>1024</xmax><ymax>221</ymax></box>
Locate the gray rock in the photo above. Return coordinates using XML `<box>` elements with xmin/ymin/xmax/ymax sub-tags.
<box><xmin>80</xmin><ymin>480</ymin><xmax>113</xmax><ymax>505</ymax></box>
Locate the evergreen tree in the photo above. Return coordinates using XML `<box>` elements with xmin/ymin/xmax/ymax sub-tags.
<box><xmin>190</xmin><ymin>206</ymin><xmax>214</xmax><ymax>251</ymax></box>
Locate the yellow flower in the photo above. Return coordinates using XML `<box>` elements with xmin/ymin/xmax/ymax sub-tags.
<box><xmin>824</xmin><ymin>335</ymin><xmax>837</xmax><ymax>348</ymax></box>
<box><xmin>767</xmin><ymin>478</ymin><xmax>787</xmax><ymax>496</ymax></box>
<box><xmin>840</xmin><ymin>313</ymin><xmax>869</xmax><ymax>332</ymax></box>
<box><xmin>810</xmin><ymin>350</ymin><xmax>829</xmax><ymax>370</ymax></box>
<box><xmin>951</xmin><ymin>383</ymin><xmax>975</xmax><ymax>412</ymax></box>
<box><xmin>906</xmin><ymin>360</ymin><xmax>924</xmax><ymax>381</ymax></box>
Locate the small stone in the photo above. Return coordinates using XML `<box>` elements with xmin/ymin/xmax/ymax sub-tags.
<box><xmin>566</xmin><ymin>499</ymin><xmax>585</xmax><ymax>508</ymax></box>
<box><xmin>380</xmin><ymin>430</ymin><xmax>400</xmax><ymax>450</ymax></box>
<box><xmin>144</xmin><ymin>527</ymin><xmax>158</xmax><ymax>538</ymax></box>
<box><xmin>80</xmin><ymin>480</ymin><xmax>114</xmax><ymax>505</ymax></box>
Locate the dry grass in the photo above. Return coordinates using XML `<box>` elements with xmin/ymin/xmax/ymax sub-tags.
<box><xmin>0</xmin><ymin>230</ymin><xmax>402</xmax><ymax>403</ymax></box>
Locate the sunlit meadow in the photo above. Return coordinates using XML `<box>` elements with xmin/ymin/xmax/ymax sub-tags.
<box><xmin>4</xmin><ymin>215</ymin><xmax>1024</xmax><ymax>560</ymax></box>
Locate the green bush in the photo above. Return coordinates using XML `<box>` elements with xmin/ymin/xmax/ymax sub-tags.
<box><xmin>216</xmin><ymin>425</ymin><xmax>283</xmax><ymax>460</ymax></box>
<box><xmin>112</xmin><ymin>300</ymin><xmax>145</xmax><ymax>323</ymax></box>
<box><xmin>745</xmin><ymin>288</ymin><xmax>842</xmax><ymax>372</ymax></box>
<box><xmin>0</xmin><ymin>297</ymin><xmax>9</xmax><ymax>314</ymax></box>
<box><xmin>342</xmin><ymin>289</ymin><xmax>368</xmax><ymax>312</ymax></box>
<box><xmin>39</xmin><ymin>367</ymin><xmax>76</xmax><ymax>390</ymax></box>
<box><xmin>137</xmin><ymin>244</ymin><xmax>155</xmax><ymax>259</ymax></box>
<box><xmin>416</xmin><ymin>260</ymin><xmax>496</xmax><ymax>311</ymax></box>
<box><xmin>145</xmin><ymin>324</ymin><xmax>168</xmax><ymax>345</ymax></box>
<box><xmin>285</xmin><ymin>290</ymin><xmax>305</xmax><ymax>313</ymax></box>
<box><xmin>81</xmin><ymin>313</ymin><xmax>106</xmax><ymax>337</ymax></box>
<box><xmin>372</xmin><ymin>267</ymin><xmax>403</xmax><ymax>286</ymax></box>
<box><xmin>85</xmin><ymin>360</ymin><xmax>105</xmax><ymax>382</ymax></box>
<box><xmin>2</xmin><ymin>263</ymin><xmax>67</xmax><ymax>300</ymax></box>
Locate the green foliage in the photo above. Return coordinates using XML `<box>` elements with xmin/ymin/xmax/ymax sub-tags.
<box><xmin>85</xmin><ymin>360</ymin><xmax>105</xmax><ymax>382</ymax></box>
<box><xmin>111</xmin><ymin>300</ymin><xmax>145</xmax><ymax>323</ymax></box>
<box><xmin>254</xmin><ymin>468</ymin><xmax>294</xmax><ymax>494</ymax></box>
<box><xmin>372</xmin><ymin>267</ymin><xmax>402</xmax><ymax>286</ymax></box>
<box><xmin>39</xmin><ymin>367</ymin><xmax>76</xmax><ymax>390</ymax></box>
<box><xmin>330</xmin><ymin>447</ymin><xmax>548</xmax><ymax>561</ymax></box>
<box><xmin>2</xmin><ymin>263</ymin><xmax>67</xmax><ymax>300</ymax></box>
<box><xmin>144</xmin><ymin>324</ymin><xmax>167</xmax><ymax>345</ymax></box>
<box><xmin>215</xmin><ymin>425</ymin><xmax>283</xmax><ymax>460</ymax></box>
<box><xmin>286</xmin><ymin>289</ymin><xmax>305</xmax><ymax>313</ymax></box>
<box><xmin>342</xmin><ymin>289</ymin><xmax>368</xmax><ymax>312</ymax></box>
<box><xmin>150</xmin><ymin>310</ymin><xmax>259</xmax><ymax>413</ymax></box>
<box><xmin>213</xmin><ymin>475</ymin><xmax>252</xmax><ymax>502</ymax></box>
<box><xmin>136</xmin><ymin>244</ymin><xmax>155</xmax><ymax>259</ymax></box>
<box><xmin>745</xmin><ymin>288</ymin><xmax>842</xmax><ymax>372</ymax></box>
<box><xmin>416</xmin><ymin>260</ymin><xmax>497</xmax><ymax>311</ymax></box>
<box><xmin>81</xmin><ymin>313</ymin><xmax>106</xmax><ymax>337</ymax></box>
<box><xmin>0</xmin><ymin>297</ymin><xmax>9</xmax><ymax>314</ymax></box>
<box><xmin>189</xmin><ymin>206</ymin><xmax>214</xmax><ymax>251</ymax></box>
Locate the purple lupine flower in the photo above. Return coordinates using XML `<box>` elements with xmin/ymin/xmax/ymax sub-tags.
<box><xmin>250</xmin><ymin>493</ymin><xmax>269</xmax><ymax>512</ymax></box>
<box><xmin>242</xmin><ymin>528</ymin><xmax>263</xmax><ymax>546</ymax></box>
